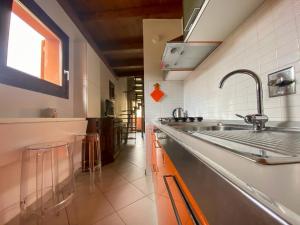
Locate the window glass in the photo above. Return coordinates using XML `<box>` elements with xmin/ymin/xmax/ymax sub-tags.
<box><xmin>0</xmin><ymin>0</ymin><xmax>69</xmax><ymax>98</ymax></box>
<box><xmin>7</xmin><ymin>12</ymin><xmax>44</xmax><ymax>78</ymax></box>
<box><xmin>7</xmin><ymin>0</ymin><xmax>62</xmax><ymax>86</ymax></box>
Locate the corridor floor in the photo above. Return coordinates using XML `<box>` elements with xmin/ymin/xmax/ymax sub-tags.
<box><xmin>73</xmin><ymin>133</ymin><xmax>157</xmax><ymax>225</ymax></box>
<box><xmin>14</xmin><ymin>133</ymin><xmax>157</xmax><ymax>225</ymax></box>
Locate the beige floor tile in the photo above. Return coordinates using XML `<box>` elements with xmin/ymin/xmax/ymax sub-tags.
<box><xmin>19</xmin><ymin>212</ymin><xmax>70</xmax><ymax>225</ymax></box>
<box><xmin>118</xmin><ymin>197</ymin><xmax>157</xmax><ymax>225</ymax></box>
<box><xmin>97</xmin><ymin>169</ymin><xmax>129</xmax><ymax>192</ymax></box>
<box><xmin>147</xmin><ymin>193</ymin><xmax>156</xmax><ymax>201</ymax></box>
<box><xmin>75</xmin><ymin>172</ymin><xmax>95</xmax><ymax>188</ymax></box>
<box><xmin>93</xmin><ymin>213</ymin><xmax>125</xmax><ymax>225</ymax></box>
<box><xmin>109</xmin><ymin>161</ymin><xmax>135</xmax><ymax>173</ymax></box>
<box><xmin>104</xmin><ymin>183</ymin><xmax>145</xmax><ymax>210</ymax></box>
<box><xmin>129</xmin><ymin>160</ymin><xmax>146</xmax><ymax>169</ymax></box>
<box><xmin>75</xmin><ymin>177</ymin><xmax>102</xmax><ymax>197</ymax></box>
<box><xmin>70</xmin><ymin>189</ymin><xmax>114</xmax><ymax>225</ymax></box>
<box><xmin>132</xmin><ymin>176</ymin><xmax>154</xmax><ymax>195</ymax></box>
<box><xmin>119</xmin><ymin>166</ymin><xmax>145</xmax><ymax>182</ymax></box>
<box><xmin>43</xmin><ymin>211</ymin><xmax>70</xmax><ymax>225</ymax></box>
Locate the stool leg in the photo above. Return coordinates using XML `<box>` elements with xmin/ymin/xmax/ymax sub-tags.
<box><xmin>67</xmin><ymin>144</ymin><xmax>76</xmax><ymax>196</ymax></box>
<box><xmin>82</xmin><ymin>138</ymin><xmax>86</xmax><ymax>172</ymax></box>
<box><xmin>51</xmin><ymin>148</ymin><xmax>59</xmax><ymax>206</ymax></box>
<box><xmin>20</xmin><ymin>151</ymin><xmax>29</xmax><ymax>225</ymax></box>
<box><xmin>36</xmin><ymin>153</ymin><xmax>44</xmax><ymax>224</ymax></box>
<box><xmin>96</xmin><ymin>138</ymin><xmax>102</xmax><ymax>178</ymax></box>
<box><xmin>65</xmin><ymin>206</ymin><xmax>72</xmax><ymax>225</ymax></box>
<box><xmin>89</xmin><ymin>141</ymin><xmax>95</xmax><ymax>191</ymax></box>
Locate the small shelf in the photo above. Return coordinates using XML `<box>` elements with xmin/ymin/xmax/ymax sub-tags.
<box><xmin>0</xmin><ymin>118</ymin><xmax>86</xmax><ymax>124</ymax></box>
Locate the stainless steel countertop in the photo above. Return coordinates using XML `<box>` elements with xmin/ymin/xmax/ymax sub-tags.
<box><xmin>152</xmin><ymin>119</ymin><xmax>300</xmax><ymax>225</ymax></box>
<box><xmin>161</xmin><ymin>120</ymin><xmax>300</xmax><ymax>164</ymax></box>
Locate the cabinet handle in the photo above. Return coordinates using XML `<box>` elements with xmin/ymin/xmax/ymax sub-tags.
<box><xmin>151</xmin><ymin>164</ymin><xmax>156</xmax><ymax>173</ymax></box>
<box><xmin>163</xmin><ymin>175</ymin><xmax>201</xmax><ymax>225</ymax></box>
<box><xmin>184</xmin><ymin>7</ymin><xmax>201</xmax><ymax>32</ymax></box>
<box><xmin>151</xmin><ymin>164</ymin><xmax>159</xmax><ymax>173</ymax></box>
<box><xmin>154</xmin><ymin>140</ymin><xmax>161</xmax><ymax>149</ymax></box>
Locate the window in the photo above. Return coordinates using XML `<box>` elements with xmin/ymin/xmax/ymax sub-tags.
<box><xmin>0</xmin><ymin>0</ymin><xmax>69</xmax><ymax>98</ymax></box>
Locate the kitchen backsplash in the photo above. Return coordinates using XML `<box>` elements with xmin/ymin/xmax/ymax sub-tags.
<box><xmin>143</xmin><ymin>19</ymin><xmax>184</xmax><ymax>124</ymax></box>
<box><xmin>184</xmin><ymin>0</ymin><xmax>300</xmax><ymax>121</ymax></box>
<box><xmin>145</xmin><ymin>80</ymin><xmax>184</xmax><ymax>122</ymax></box>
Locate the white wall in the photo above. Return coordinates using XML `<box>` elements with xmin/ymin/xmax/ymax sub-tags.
<box><xmin>86</xmin><ymin>45</ymin><xmax>101</xmax><ymax>118</ymax></box>
<box><xmin>184</xmin><ymin>0</ymin><xmax>300</xmax><ymax>121</ymax></box>
<box><xmin>115</xmin><ymin>77</ymin><xmax>128</xmax><ymax>116</ymax></box>
<box><xmin>0</xmin><ymin>0</ymin><xmax>85</xmax><ymax>118</ymax></box>
<box><xmin>100</xmin><ymin>62</ymin><xmax>127</xmax><ymax>117</ymax></box>
<box><xmin>143</xmin><ymin>19</ymin><xmax>184</xmax><ymax>124</ymax></box>
<box><xmin>74</xmin><ymin>41</ymin><xmax>127</xmax><ymax>118</ymax></box>
<box><xmin>73</xmin><ymin>41</ymin><xmax>87</xmax><ymax>118</ymax></box>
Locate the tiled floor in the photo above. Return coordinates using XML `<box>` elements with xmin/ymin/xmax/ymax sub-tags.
<box><xmin>12</xmin><ymin>133</ymin><xmax>157</xmax><ymax>225</ymax></box>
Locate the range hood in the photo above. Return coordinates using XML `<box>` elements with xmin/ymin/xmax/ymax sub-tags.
<box><xmin>160</xmin><ymin>0</ymin><xmax>264</xmax><ymax>79</ymax></box>
<box><xmin>161</xmin><ymin>36</ymin><xmax>220</xmax><ymax>71</ymax></box>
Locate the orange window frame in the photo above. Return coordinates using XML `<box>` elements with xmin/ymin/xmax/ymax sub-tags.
<box><xmin>12</xmin><ymin>0</ymin><xmax>61</xmax><ymax>86</ymax></box>
<box><xmin>0</xmin><ymin>0</ymin><xmax>69</xmax><ymax>99</ymax></box>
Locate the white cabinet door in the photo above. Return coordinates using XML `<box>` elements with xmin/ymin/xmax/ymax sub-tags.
<box><xmin>186</xmin><ymin>0</ymin><xmax>264</xmax><ymax>42</ymax></box>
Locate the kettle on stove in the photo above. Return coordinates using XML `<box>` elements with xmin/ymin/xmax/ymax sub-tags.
<box><xmin>172</xmin><ymin>107</ymin><xmax>185</xmax><ymax>119</ymax></box>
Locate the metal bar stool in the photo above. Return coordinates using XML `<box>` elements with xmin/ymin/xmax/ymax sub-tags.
<box><xmin>20</xmin><ymin>141</ymin><xmax>75</xmax><ymax>225</ymax></box>
<box><xmin>75</xmin><ymin>133</ymin><xmax>101</xmax><ymax>189</ymax></box>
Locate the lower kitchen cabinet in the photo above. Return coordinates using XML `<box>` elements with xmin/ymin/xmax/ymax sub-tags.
<box><xmin>148</xmin><ymin>126</ymin><xmax>287</xmax><ymax>225</ymax></box>
<box><xmin>87</xmin><ymin>117</ymin><xmax>123</xmax><ymax>165</ymax></box>
<box><xmin>149</xmin><ymin>127</ymin><xmax>209</xmax><ymax>225</ymax></box>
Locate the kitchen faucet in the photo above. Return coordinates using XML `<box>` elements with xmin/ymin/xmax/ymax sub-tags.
<box><xmin>219</xmin><ymin>69</ymin><xmax>268</xmax><ymax>130</ymax></box>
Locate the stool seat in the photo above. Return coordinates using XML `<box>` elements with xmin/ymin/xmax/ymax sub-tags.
<box><xmin>20</xmin><ymin>141</ymin><xmax>75</xmax><ymax>224</ymax></box>
<box><xmin>27</xmin><ymin>141</ymin><xmax>68</xmax><ymax>151</ymax></box>
<box><xmin>75</xmin><ymin>133</ymin><xmax>101</xmax><ymax>189</ymax></box>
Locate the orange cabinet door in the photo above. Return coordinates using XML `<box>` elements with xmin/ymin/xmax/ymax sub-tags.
<box><xmin>151</xmin><ymin>131</ymin><xmax>209</xmax><ymax>225</ymax></box>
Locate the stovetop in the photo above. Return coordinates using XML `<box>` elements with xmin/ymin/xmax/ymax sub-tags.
<box><xmin>159</xmin><ymin>116</ymin><xmax>203</xmax><ymax>124</ymax></box>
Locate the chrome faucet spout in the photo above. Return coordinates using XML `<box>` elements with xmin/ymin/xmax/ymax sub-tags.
<box><xmin>219</xmin><ymin>69</ymin><xmax>263</xmax><ymax>114</ymax></box>
<box><xmin>219</xmin><ymin>69</ymin><xmax>268</xmax><ymax>130</ymax></box>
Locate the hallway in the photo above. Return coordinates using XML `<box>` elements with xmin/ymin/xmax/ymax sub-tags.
<box><xmin>74</xmin><ymin>133</ymin><xmax>156</xmax><ymax>225</ymax></box>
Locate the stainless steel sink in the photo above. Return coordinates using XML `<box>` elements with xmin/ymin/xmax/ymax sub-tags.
<box><xmin>167</xmin><ymin>123</ymin><xmax>251</xmax><ymax>132</ymax></box>
<box><xmin>194</xmin><ymin>125</ymin><xmax>251</xmax><ymax>131</ymax></box>
<box><xmin>165</xmin><ymin>122</ymin><xmax>300</xmax><ymax>164</ymax></box>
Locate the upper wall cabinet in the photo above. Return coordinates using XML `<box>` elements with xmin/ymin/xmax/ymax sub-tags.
<box><xmin>162</xmin><ymin>0</ymin><xmax>264</xmax><ymax>80</ymax></box>
<box><xmin>185</xmin><ymin>0</ymin><xmax>264</xmax><ymax>42</ymax></box>
<box><xmin>183</xmin><ymin>0</ymin><xmax>206</xmax><ymax>38</ymax></box>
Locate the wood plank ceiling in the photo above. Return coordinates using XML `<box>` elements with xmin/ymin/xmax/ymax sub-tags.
<box><xmin>62</xmin><ymin>0</ymin><xmax>183</xmax><ymax>77</ymax></box>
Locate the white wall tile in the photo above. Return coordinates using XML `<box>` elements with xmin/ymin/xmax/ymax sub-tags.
<box><xmin>184</xmin><ymin>0</ymin><xmax>300</xmax><ymax>122</ymax></box>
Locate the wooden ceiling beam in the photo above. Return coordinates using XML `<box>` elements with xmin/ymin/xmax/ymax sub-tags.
<box><xmin>112</xmin><ymin>65</ymin><xmax>144</xmax><ymax>71</ymax></box>
<box><xmin>116</xmin><ymin>69</ymin><xmax>144</xmax><ymax>77</ymax></box>
<box><xmin>109</xmin><ymin>58</ymin><xmax>143</xmax><ymax>67</ymax></box>
<box><xmin>103</xmin><ymin>48</ymin><xmax>143</xmax><ymax>55</ymax></box>
<box><xmin>56</xmin><ymin>0</ymin><xmax>117</xmax><ymax>77</ymax></box>
<box><xmin>80</xmin><ymin>4</ymin><xmax>182</xmax><ymax>21</ymax></box>
<box><xmin>99</xmin><ymin>37</ymin><xmax>143</xmax><ymax>51</ymax></box>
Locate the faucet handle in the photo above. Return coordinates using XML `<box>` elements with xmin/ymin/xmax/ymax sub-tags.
<box><xmin>235</xmin><ymin>114</ymin><xmax>245</xmax><ymax>119</ymax></box>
